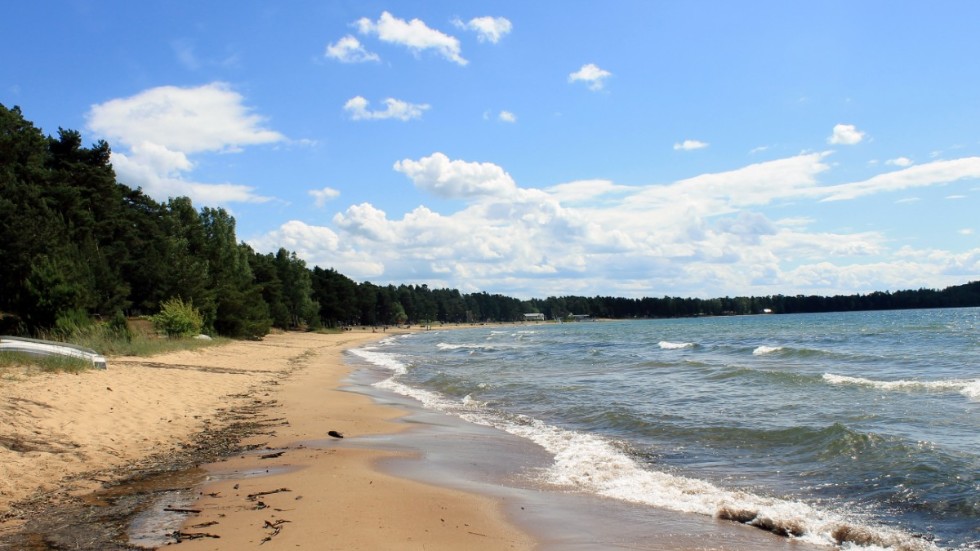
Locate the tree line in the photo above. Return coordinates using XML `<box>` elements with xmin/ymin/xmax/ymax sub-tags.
<box><xmin>2</xmin><ymin>103</ymin><xmax>978</xmax><ymax>338</ymax></box>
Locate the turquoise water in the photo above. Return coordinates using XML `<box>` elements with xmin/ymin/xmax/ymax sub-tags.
<box><xmin>351</xmin><ymin>308</ymin><xmax>979</xmax><ymax>550</ymax></box>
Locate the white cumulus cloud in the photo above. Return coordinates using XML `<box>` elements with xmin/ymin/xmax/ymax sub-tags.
<box><xmin>568</xmin><ymin>63</ymin><xmax>611</xmax><ymax>91</ymax></box>
<box><xmin>325</xmin><ymin>35</ymin><xmax>380</xmax><ymax>63</ymax></box>
<box><xmin>87</xmin><ymin>82</ymin><xmax>283</xmax><ymax>153</ymax></box>
<box><xmin>343</xmin><ymin>96</ymin><xmax>430</xmax><ymax>121</ymax></box>
<box><xmin>498</xmin><ymin>110</ymin><xmax>517</xmax><ymax>123</ymax></box>
<box><xmin>453</xmin><ymin>16</ymin><xmax>512</xmax><ymax>43</ymax></box>
<box><xmin>828</xmin><ymin>123</ymin><xmax>865</xmax><ymax>145</ymax></box>
<box><xmin>86</xmin><ymin>82</ymin><xmax>284</xmax><ymax>205</ymax></box>
<box><xmin>333</xmin><ymin>202</ymin><xmax>400</xmax><ymax>242</ymax></box>
<box><xmin>394</xmin><ymin>152</ymin><xmax>518</xmax><ymax>199</ymax></box>
<box><xmin>356</xmin><ymin>11</ymin><xmax>466</xmax><ymax>65</ymax></box>
<box><xmin>252</xmin><ymin>151</ymin><xmax>980</xmax><ymax>299</ymax></box>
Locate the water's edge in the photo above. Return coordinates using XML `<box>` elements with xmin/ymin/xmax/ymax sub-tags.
<box><xmin>344</xmin><ymin>363</ymin><xmax>826</xmax><ymax>551</ymax></box>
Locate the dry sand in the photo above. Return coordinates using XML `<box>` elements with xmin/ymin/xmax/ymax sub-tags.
<box><xmin>0</xmin><ymin>330</ymin><xmax>533</xmax><ymax>549</ymax></box>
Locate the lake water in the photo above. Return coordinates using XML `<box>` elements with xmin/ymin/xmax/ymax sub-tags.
<box><xmin>349</xmin><ymin>308</ymin><xmax>979</xmax><ymax>550</ymax></box>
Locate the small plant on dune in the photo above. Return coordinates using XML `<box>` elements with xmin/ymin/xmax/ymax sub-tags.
<box><xmin>151</xmin><ymin>297</ymin><xmax>204</xmax><ymax>338</ymax></box>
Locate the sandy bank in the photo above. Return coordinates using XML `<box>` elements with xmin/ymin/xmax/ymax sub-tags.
<box><xmin>0</xmin><ymin>330</ymin><xmax>531</xmax><ymax>549</ymax></box>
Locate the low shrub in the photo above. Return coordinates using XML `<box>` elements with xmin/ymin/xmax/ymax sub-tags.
<box><xmin>152</xmin><ymin>298</ymin><xmax>204</xmax><ymax>338</ymax></box>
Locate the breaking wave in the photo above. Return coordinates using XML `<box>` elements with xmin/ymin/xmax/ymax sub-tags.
<box><xmin>658</xmin><ymin>341</ymin><xmax>695</xmax><ymax>350</ymax></box>
<box><xmin>347</xmin><ymin>347</ymin><xmax>410</xmax><ymax>375</ymax></box>
<box><xmin>824</xmin><ymin>374</ymin><xmax>980</xmax><ymax>401</ymax></box>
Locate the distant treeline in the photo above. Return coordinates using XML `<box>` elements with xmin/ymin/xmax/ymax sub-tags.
<box><xmin>520</xmin><ymin>283</ymin><xmax>980</xmax><ymax>320</ymax></box>
<box><xmin>2</xmin><ymin>104</ymin><xmax>979</xmax><ymax>338</ymax></box>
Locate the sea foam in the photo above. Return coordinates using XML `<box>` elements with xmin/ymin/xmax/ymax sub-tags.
<box><xmin>961</xmin><ymin>379</ymin><xmax>980</xmax><ymax>401</ymax></box>
<box><xmin>347</xmin><ymin>347</ymin><xmax>410</xmax><ymax>375</ymax></box>
<box><xmin>495</xmin><ymin>417</ymin><xmax>940</xmax><ymax>550</ymax></box>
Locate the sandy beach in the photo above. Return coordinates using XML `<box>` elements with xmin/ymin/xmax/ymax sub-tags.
<box><xmin>0</xmin><ymin>330</ymin><xmax>532</xmax><ymax>549</ymax></box>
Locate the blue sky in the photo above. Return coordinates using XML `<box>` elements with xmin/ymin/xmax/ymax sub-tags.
<box><xmin>3</xmin><ymin>1</ymin><xmax>979</xmax><ymax>299</ymax></box>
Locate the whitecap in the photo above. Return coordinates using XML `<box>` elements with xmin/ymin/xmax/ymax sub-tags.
<box><xmin>753</xmin><ymin>345</ymin><xmax>783</xmax><ymax>355</ymax></box>
<box><xmin>961</xmin><ymin>380</ymin><xmax>980</xmax><ymax>401</ymax></box>
<box><xmin>659</xmin><ymin>341</ymin><xmax>694</xmax><ymax>350</ymax></box>
<box><xmin>436</xmin><ymin>342</ymin><xmax>481</xmax><ymax>350</ymax></box>
<box><xmin>824</xmin><ymin>373</ymin><xmax>980</xmax><ymax>400</ymax></box>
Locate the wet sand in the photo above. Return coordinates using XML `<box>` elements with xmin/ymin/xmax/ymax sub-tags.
<box><xmin>172</xmin><ymin>330</ymin><xmax>532</xmax><ymax>550</ymax></box>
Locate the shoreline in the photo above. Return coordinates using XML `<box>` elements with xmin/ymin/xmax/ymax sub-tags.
<box><xmin>343</xmin><ymin>333</ymin><xmax>830</xmax><ymax>551</ymax></box>
<box><xmin>0</xmin><ymin>329</ymin><xmax>533</xmax><ymax>549</ymax></box>
<box><xmin>172</xmin><ymin>329</ymin><xmax>533</xmax><ymax>550</ymax></box>
<box><xmin>2</xmin><ymin>326</ymin><xmax>831</xmax><ymax>550</ymax></box>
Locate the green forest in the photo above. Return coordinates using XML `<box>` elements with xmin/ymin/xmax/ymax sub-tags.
<box><xmin>2</xmin><ymin>103</ymin><xmax>979</xmax><ymax>338</ymax></box>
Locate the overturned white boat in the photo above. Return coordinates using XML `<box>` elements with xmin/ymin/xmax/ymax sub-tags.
<box><xmin>0</xmin><ymin>336</ymin><xmax>107</xmax><ymax>369</ymax></box>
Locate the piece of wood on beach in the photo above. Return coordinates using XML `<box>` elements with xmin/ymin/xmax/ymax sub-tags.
<box><xmin>169</xmin><ymin>530</ymin><xmax>220</xmax><ymax>542</ymax></box>
<box><xmin>246</xmin><ymin>487</ymin><xmax>291</xmax><ymax>501</ymax></box>
<box><xmin>260</xmin><ymin>518</ymin><xmax>291</xmax><ymax>544</ymax></box>
<box><xmin>259</xmin><ymin>450</ymin><xmax>285</xmax><ymax>459</ymax></box>
<box><xmin>163</xmin><ymin>506</ymin><xmax>203</xmax><ymax>514</ymax></box>
<box><xmin>190</xmin><ymin>520</ymin><xmax>220</xmax><ymax>528</ymax></box>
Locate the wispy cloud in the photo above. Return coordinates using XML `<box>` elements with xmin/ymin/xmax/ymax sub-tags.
<box><xmin>325</xmin><ymin>35</ymin><xmax>380</xmax><ymax>63</ymax></box>
<box><xmin>886</xmin><ymin>156</ymin><xmax>913</xmax><ymax>167</ymax></box>
<box><xmin>343</xmin><ymin>96</ymin><xmax>430</xmax><ymax>121</ymax></box>
<box><xmin>819</xmin><ymin>157</ymin><xmax>980</xmax><ymax>201</ymax></box>
<box><xmin>498</xmin><ymin>110</ymin><xmax>517</xmax><ymax>123</ymax></box>
<box><xmin>171</xmin><ymin>39</ymin><xmax>240</xmax><ymax>71</ymax></box>
<box><xmin>453</xmin><ymin>16</ymin><xmax>512</xmax><ymax>43</ymax></box>
<box><xmin>172</xmin><ymin>39</ymin><xmax>201</xmax><ymax>70</ymax></box>
<box><xmin>356</xmin><ymin>11</ymin><xmax>466</xmax><ymax>65</ymax></box>
<box><xmin>569</xmin><ymin>63</ymin><xmax>611</xmax><ymax>91</ymax></box>
<box><xmin>308</xmin><ymin>186</ymin><xmax>340</xmax><ymax>208</ymax></box>
<box><xmin>674</xmin><ymin>139</ymin><xmax>709</xmax><ymax>151</ymax></box>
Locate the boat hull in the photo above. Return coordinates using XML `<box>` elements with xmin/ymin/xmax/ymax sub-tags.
<box><xmin>0</xmin><ymin>336</ymin><xmax>107</xmax><ymax>369</ymax></box>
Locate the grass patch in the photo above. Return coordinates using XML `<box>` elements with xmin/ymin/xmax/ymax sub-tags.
<box><xmin>0</xmin><ymin>351</ymin><xmax>90</xmax><ymax>373</ymax></box>
<box><xmin>41</xmin><ymin>315</ymin><xmax>230</xmax><ymax>358</ymax></box>
<box><xmin>71</xmin><ymin>332</ymin><xmax>230</xmax><ymax>357</ymax></box>
<box><xmin>2</xmin><ymin>317</ymin><xmax>231</xmax><ymax>376</ymax></box>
